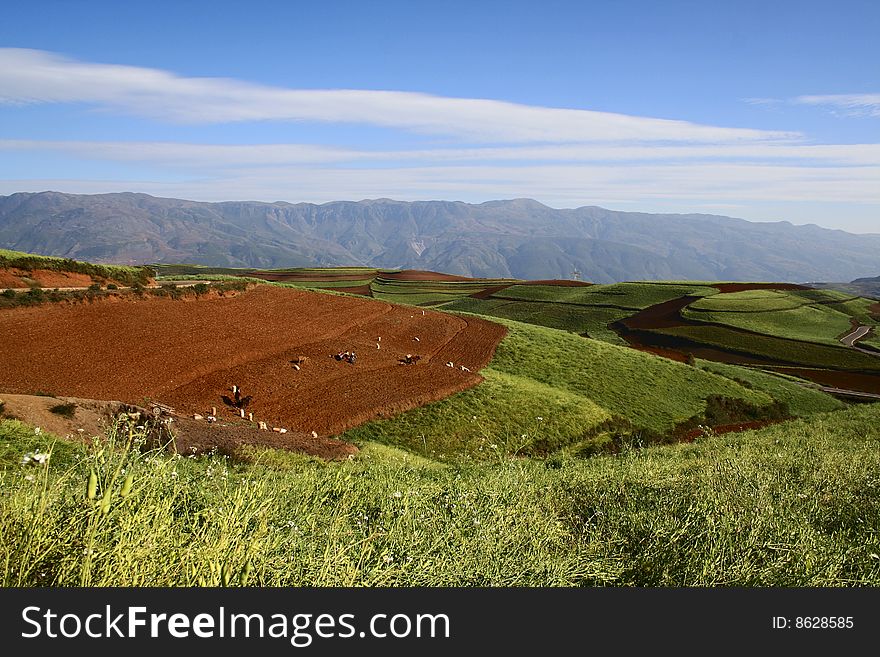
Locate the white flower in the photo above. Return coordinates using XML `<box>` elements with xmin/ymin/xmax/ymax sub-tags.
<box><xmin>34</xmin><ymin>427</ymin><xmax>42</xmax><ymax>435</ymax></box>
<box><xmin>391</xmin><ymin>491</ymin><xmax>403</xmax><ymax>499</ymax></box>
<box><xmin>21</xmin><ymin>451</ymin><xmax>50</xmax><ymax>466</ymax></box>
<box><xmin>24</xmin><ymin>474</ymin><xmax>35</xmax><ymax>482</ymax></box>
<box><xmin>536</xmin><ymin>417</ymin><xmax>543</xmax><ymax>421</ymax></box>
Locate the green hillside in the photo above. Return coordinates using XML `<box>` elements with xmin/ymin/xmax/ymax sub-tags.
<box><xmin>654</xmin><ymin>324</ymin><xmax>880</xmax><ymax>370</ymax></box>
<box><xmin>490</xmin><ymin>281</ymin><xmax>716</xmax><ymax>308</ymax></box>
<box><xmin>684</xmin><ymin>289</ymin><xmax>878</xmax><ymax>346</ymax></box>
<box><xmin>3</xmin><ymin>402</ymin><xmax>878</xmax><ymax>586</ymax></box>
<box><xmin>695</xmin><ymin>361</ymin><xmax>844</xmax><ymax>416</ymax></box>
<box><xmin>342</xmin><ymin>318</ymin><xmax>836</xmax><ymax>458</ymax></box>
<box><xmin>443</xmin><ymin>296</ymin><xmax>631</xmax><ymax>344</ymax></box>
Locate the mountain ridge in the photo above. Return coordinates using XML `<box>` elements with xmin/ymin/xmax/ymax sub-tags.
<box><xmin>1</xmin><ymin>190</ymin><xmax>878</xmax><ymax>283</ymax></box>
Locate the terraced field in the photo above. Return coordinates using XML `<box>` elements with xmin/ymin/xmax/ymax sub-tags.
<box><xmin>683</xmin><ymin>289</ymin><xmax>878</xmax><ymax>346</ymax></box>
<box><xmin>485</xmin><ymin>281</ymin><xmax>716</xmax><ymax>308</ymax></box>
<box><xmin>440</xmin><ymin>297</ymin><xmax>631</xmax><ymax>344</ymax></box>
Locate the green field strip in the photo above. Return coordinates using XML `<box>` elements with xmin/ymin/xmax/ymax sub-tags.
<box><xmin>695</xmin><ymin>361</ymin><xmax>844</xmax><ymax>416</ymax></box>
<box><xmin>651</xmin><ymin>325</ymin><xmax>880</xmax><ymax>371</ymax></box>
<box><xmin>494</xmin><ymin>282</ymin><xmax>717</xmax><ymax>309</ymax></box>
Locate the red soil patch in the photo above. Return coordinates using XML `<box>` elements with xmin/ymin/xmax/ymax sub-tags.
<box><xmin>712</xmin><ymin>282</ymin><xmax>811</xmax><ymax>293</ymax></box>
<box><xmin>870</xmin><ymin>303</ymin><xmax>880</xmax><ymax>321</ymax></box>
<box><xmin>470</xmin><ymin>284</ymin><xmax>515</xmax><ymax>299</ymax></box>
<box><xmin>620</xmin><ymin>296</ymin><xmax>697</xmax><ymax>330</ymax></box>
<box><xmin>169</xmin><ymin>417</ymin><xmax>359</xmax><ymax>460</ymax></box>
<box><xmin>0</xmin><ymin>286</ymin><xmax>507</xmax><ymax>442</ymax></box>
<box><xmin>381</xmin><ymin>269</ymin><xmax>477</xmax><ymax>282</ymax></box>
<box><xmin>625</xmin><ymin>344</ymin><xmax>690</xmax><ymax>363</ymax></box>
<box><xmin>681</xmin><ymin>419</ymin><xmax>780</xmax><ymax>442</ymax></box>
<box><xmin>770</xmin><ymin>367</ymin><xmax>880</xmax><ymax>396</ymax></box>
<box><xmin>0</xmin><ymin>267</ymin><xmax>100</xmax><ymax>289</ymax></box>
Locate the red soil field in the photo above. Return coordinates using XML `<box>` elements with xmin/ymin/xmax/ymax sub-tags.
<box><xmin>681</xmin><ymin>419</ymin><xmax>780</xmax><ymax>442</ymax></box>
<box><xmin>0</xmin><ymin>267</ymin><xmax>99</xmax><ymax>289</ymax></box>
<box><xmin>0</xmin><ymin>286</ymin><xmax>507</xmax><ymax>439</ymax></box>
<box><xmin>469</xmin><ymin>284</ymin><xmax>514</xmax><ymax>299</ymax></box>
<box><xmin>770</xmin><ymin>368</ymin><xmax>880</xmax><ymax>395</ymax></box>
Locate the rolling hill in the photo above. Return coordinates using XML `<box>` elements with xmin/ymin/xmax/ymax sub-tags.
<box><xmin>2</xmin><ymin>191</ymin><xmax>880</xmax><ymax>282</ymax></box>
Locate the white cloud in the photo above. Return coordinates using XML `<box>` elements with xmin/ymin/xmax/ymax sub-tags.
<box><xmin>794</xmin><ymin>94</ymin><xmax>880</xmax><ymax>117</ymax></box>
<box><xmin>0</xmin><ymin>48</ymin><xmax>798</xmax><ymax>143</ymax></box>
<box><xmin>3</xmin><ymin>139</ymin><xmax>879</xmax><ymax>167</ymax></box>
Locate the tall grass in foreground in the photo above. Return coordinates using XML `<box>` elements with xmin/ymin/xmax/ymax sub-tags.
<box><xmin>1</xmin><ymin>404</ymin><xmax>879</xmax><ymax>586</ymax></box>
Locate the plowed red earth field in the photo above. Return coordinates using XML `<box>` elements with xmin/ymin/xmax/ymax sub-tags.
<box><xmin>0</xmin><ymin>286</ymin><xmax>507</xmax><ymax>438</ymax></box>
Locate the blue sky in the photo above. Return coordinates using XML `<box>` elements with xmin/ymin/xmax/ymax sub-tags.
<box><xmin>0</xmin><ymin>0</ymin><xmax>878</xmax><ymax>232</ymax></box>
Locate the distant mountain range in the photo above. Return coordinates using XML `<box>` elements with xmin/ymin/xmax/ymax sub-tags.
<box><xmin>1</xmin><ymin>191</ymin><xmax>878</xmax><ymax>283</ymax></box>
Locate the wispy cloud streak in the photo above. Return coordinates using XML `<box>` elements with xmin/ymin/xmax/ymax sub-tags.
<box><xmin>794</xmin><ymin>93</ymin><xmax>880</xmax><ymax>117</ymax></box>
<box><xmin>0</xmin><ymin>48</ymin><xmax>798</xmax><ymax>143</ymax></box>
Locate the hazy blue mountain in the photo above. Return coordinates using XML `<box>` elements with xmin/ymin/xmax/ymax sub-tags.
<box><xmin>1</xmin><ymin>191</ymin><xmax>878</xmax><ymax>283</ymax></box>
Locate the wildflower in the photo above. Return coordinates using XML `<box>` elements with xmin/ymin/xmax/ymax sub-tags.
<box><xmin>21</xmin><ymin>451</ymin><xmax>50</xmax><ymax>466</ymax></box>
<box><xmin>34</xmin><ymin>427</ymin><xmax>42</xmax><ymax>435</ymax></box>
<box><xmin>391</xmin><ymin>491</ymin><xmax>403</xmax><ymax>499</ymax></box>
<box><xmin>536</xmin><ymin>417</ymin><xmax>543</xmax><ymax>421</ymax></box>
<box><xmin>24</xmin><ymin>474</ymin><xmax>35</xmax><ymax>482</ymax></box>
<box><xmin>383</xmin><ymin>554</ymin><xmax>394</xmax><ymax>563</ymax></box>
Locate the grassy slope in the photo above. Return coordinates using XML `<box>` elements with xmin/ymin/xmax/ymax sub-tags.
<box><xmin>689</xmin><ymin>289</ymin><xmax>807</xmax><ymax>312</ymax></box>
<box><xmin>684</xmin><ymin>303</ymin><xmax>855</xmax><ymax>346</ymax></box>
<box><xmin>3</xmin><ymin>403</ymin><xmax>879</xmax><ymax>586</ymax></box>
<box><xmin>344</xmin><ymin>318</ymin><xmax>782</xmax><ymax>458</ymax></box>
<box><xmin>484</xmin><ymin>318</ymin><xmax>771</xmax><ymax>431</ymax></box>
<box><xmin>685</xmin><ymin>290</ymin><xmax>878</xmax><ymax>347</ymax></box>
<box><xmin>443</xmin><ymin>297</ymin><xmax>630</xmax><ymax>345</ymax></box>
<box><xmin>696</xmin><ymin>361</ymin><xmax>845</xmax><ymax>416</ymax></box>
